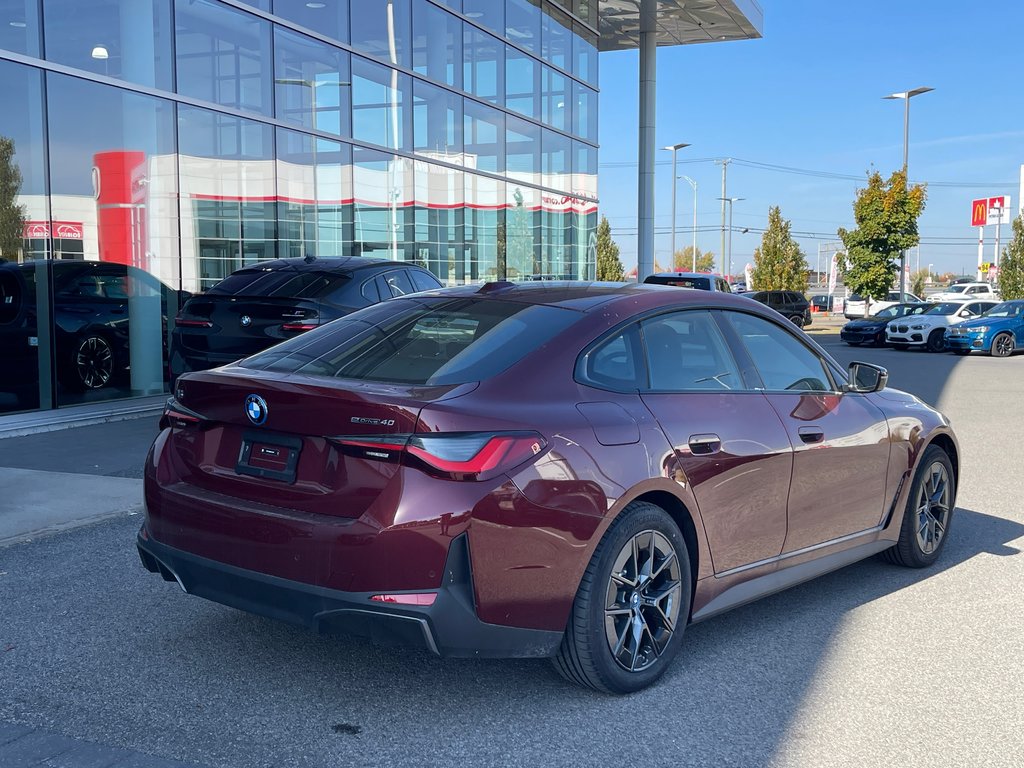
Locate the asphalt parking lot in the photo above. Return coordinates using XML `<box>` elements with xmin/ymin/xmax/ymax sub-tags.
<box><xmin>2</xmin><ymin>333</ymin><xmax>1024</xmax><ymax>767</ymax></box>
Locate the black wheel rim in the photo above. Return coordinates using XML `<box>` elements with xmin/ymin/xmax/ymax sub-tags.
<box><xmin>76</xmin><ymin>336</ymin><xmax>113</xmax><ymax>389</ymax></box>
<box><xmin>605</xmin><ymin>530</ymin><xmax>682</xmax><ymax>673</ymax></box>
<box><xmin>929</xmin><ymin>332</ymin><xmax>945</xmax><ymax>352</ymax></box>
<box><xmin>915</xmin><ymin>462</ymin><xmax>951</xmax><ymax>555</ymax></box>
<box><xmin>995</xmin><ymin>334</ymin><xmax>1013</xmax><ymax>356</ymax></box>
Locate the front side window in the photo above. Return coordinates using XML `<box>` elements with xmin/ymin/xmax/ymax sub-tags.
<box><xmin>242</xmin><ymin>297</ymin><xmax>578</xmax><ymax>385</ymax></box>
<box><xmin>727</xmin><ymin>312</ymin><xmax>832</xmax><ymax>392</ymax></box>
<box><xmin>641</xmin><ymin>311</ymin><xmax>742</xmax><ymax>392</ymax></box>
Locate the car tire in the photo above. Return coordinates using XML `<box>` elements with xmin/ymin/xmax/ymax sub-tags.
<box><xmin>788</xmin><ymin>315</ymin><xmax>803</xmax><ymax>327</ymax></box>
<box><xmin>882</xmin><ymin>445</ymin><xmax>955</xmax><ymax>569</ymax></box>
<box><xmin>874</xmin><ymin>331</ymin><xmax>887</xmax><ymax>347</ymax></box>
<box><xmin>553</xmin><ymin>501</ymin><xmax>691</xmax><ymax>694</ymax></box>
<box><xmin>65</xmin><ymin>333</ymin><xmax>116</xmax><ymax>391</ymax></box>
<box><xmin>926</xmin><ymin>329</ymin><xmax>946</xmax><ymax>353</ymax></box>
<box><xmin>992</xmin><ymin>332</ymin><xmax>1014</xmax><ymax>358</ymax></box>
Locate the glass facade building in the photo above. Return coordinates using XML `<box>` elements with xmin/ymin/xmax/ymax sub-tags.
<box><xmin>0</xmin><ymin>0</ymin><xmax>598</xmax><ymax>415</ymax></box>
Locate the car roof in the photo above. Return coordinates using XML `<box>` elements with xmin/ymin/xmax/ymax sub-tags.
<box><xmin>646</xmin><ymin>272</ymin><xmax>719</xmax><ymax>279</ymax></box>
<box><xmin>233</xmin><ymin>257</ymin><xmax>419</xmax><ymax>273</ymax></box>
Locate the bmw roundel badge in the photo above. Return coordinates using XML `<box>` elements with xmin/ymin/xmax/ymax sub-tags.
<box><xmin>240</xmin><ymin>315</ymin><xmax>252</xmax><ymax>327</ymax></box>
<box><xmin>245</xmin><ymin>394</ymin><xmax>268</xmax><ymax>425</ymax></box>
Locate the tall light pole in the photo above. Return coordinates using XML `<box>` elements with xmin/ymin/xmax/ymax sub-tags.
<box><xmin>661</xmin><ymin>142</ymin><xmax>691</xmax><ymax>267</ymax></box>
<box><xmin>884</xmin><ymin>86</ymin><xmax>933</xmax><ymax>301</ymax></box>
<box><xmin>928</xmin><ymin>263</ymin><xmax>934</xmax><ymax>283</ymax></box>
<box><xmin>681</xmin><ymin>175</ymin><xmax>698</xmax><ymax>271</ymax></box>
<box><xmin>718</xmin><ymin>196</ymin><xmax>744</xmax><ymax>281</ymax></box>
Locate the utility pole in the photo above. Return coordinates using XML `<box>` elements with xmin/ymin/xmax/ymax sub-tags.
<box><xmin>717</xmin><ymin>158</ymin><xmax>730</xmax><ymax>276</ymax></box>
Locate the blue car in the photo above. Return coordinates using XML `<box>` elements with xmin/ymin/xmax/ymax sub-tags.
<box><xmin>944</xmin><ymin>300</ymin><xmax>1024</xmax><ymax>357</ymax></box>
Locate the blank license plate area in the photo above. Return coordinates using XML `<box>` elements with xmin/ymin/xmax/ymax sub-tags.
<box><xmin>236</xmin><ymin>431</ymin><xmax>302</xmax><ymax>483</ymax></box>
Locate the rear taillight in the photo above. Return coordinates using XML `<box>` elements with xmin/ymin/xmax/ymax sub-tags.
<box><xmin>281</xmin><ymin>321</ymin><xmax>321</xmax><ymax>332</ymax></box>
<box><xmin>173</xmin><ymin>315</ymin><xmax>212</xmax><ymax>329</ymax></box>
<box><xmin>281</xmin><ymin>309</ymin><xmax>320</xmax><ymax>332</ymax></box>
<box><xmin>329</xmin><ymin>432</ymin><xmax>546</xmax><ymax>481</ymax></box>
<box><xmin>159</xmin><ymin>399</ymin><xmax>204</xmax><ymax>430</ymax></box>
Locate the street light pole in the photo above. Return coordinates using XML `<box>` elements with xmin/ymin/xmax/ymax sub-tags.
<box><xmin>718</xmin><ymin>196</ymin><xmax>744</xmax><ymax>281</ymax></box>
<box><xmin>681</xmin><ymin>175</ymin><xmax>698</xmax><ymax>271</ymax></box>
<box><xmin>661</xmin><ymin>143</ymin><xmax>691</xmax><ymax>268</ymax></box>
<box><xmin>884</xmin><ymin>86</ymin><xmax>933</xmax><ymax>302</ymax></box>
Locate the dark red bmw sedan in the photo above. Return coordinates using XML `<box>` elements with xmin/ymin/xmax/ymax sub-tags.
<box><xmin>138</xmin><ymin>282</ymin><xmax>959</xmax><ymax>693</ymax></box>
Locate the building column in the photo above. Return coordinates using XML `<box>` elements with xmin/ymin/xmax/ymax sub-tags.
<box><xmin>636</xmin><ymin>0</ymin><xmax>657</xmax><ymax>281</ymax></box>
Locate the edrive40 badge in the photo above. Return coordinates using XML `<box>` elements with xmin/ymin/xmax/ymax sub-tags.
<box><xmin>245</xmin><ymin>394</ymin><xmax>268</xmax><ymax>425</ymax></box>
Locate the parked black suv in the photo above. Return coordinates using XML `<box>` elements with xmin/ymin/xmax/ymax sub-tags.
<box><xmin>742</xmin><ymin>290</ymin><xmax>812</xmax><ymax>327</ymax></box>
<box><xmin>168</xmin><ymin>257</ymin><xmax>443</xmax><ymax>383</ymax></box>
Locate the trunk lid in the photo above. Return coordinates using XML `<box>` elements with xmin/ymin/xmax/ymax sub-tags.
<box><xmin>175</xmin><ymin>295</ymin><xmax>323</xmax><ymax>357</ymax></box>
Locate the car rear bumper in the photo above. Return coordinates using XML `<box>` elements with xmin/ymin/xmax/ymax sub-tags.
<box><xmin>137</xmin><ymin>526</ymin><xmax>563</xmax><ymax>659</ymax></box>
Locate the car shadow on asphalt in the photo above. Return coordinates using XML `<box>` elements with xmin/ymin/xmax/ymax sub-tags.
<box><xmin>159</xmin><ymin>506</ymin><xmax>1021</xmax><ymax>766</ymax></box>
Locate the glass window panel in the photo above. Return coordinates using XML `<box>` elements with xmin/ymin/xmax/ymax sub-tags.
<box><xmin>352</xmin><ymin>146</ymin><xmax>412</xmax><ymax>260</ymax></box>
<box><xmin>465</xmin><ymin>173</ymin><xmax>503</xmax><ymax>283</ymax></box>
<box><xmin>542</xmin><ymin>128</ymin><xmax>570</xmax><ymax>192</ymax></box>
<box><xmin>464</xmin><ymin>99</ymin><xmax>504</xmax><ymax>174</ymax></box>
<box><xmin>273</xmin><ymin>0</ymin><xmax>350</xmax><ymax>43</ymax></box>
<box><xmin>505</xmin><ymin>184</ymin><xmax>538</xmax><ymax>279</ymax></box>
<box><xmin>542</xmin><ymin>65</ymin><xmax>570</xmax><ymax>131</ymax></box>
<box><xmin>505</xmin><ymin>114</ymin><xmax>539</xmax><ymax>188</ymax></box>
<box><xmin>175</xmin><ymin>0</ymin><xmax>273</xmax><ymax>116</ymax></box>
<box><xmin>350</xmin><ymin>0</ymin><xmax>411</xmax><ymax>69</ymax></box>
<box><xmin>238</xmin><ymin>0</ymin><xmax>270</xmax><ymax>10</ymax></box>
<box><xmin>542</xmin><ymin>3</ymin><xmax>571</xmax><ymax>70</ymax></box>
<box><xmin>313</xmin><ymin>139</ymin><xmax>354</xmax><ymax>257</ymax></box>
<box><xmin>412</xmin><ymin>0</ymin><xmax>462</xmax><ymax>89</ymax></box>
<box><xmin>46</xmin><ymin>72</ymin><xmax>178</xmax><ymax>406</ymax></box>
<box><xmin>274</xmin><ymin>27</ymin><xmax>352</xmax><ymax>137</ymax></box>
<box><xmin>542</xmin><ymin>201</ymin><xmax>572</xmax><ymax>278</ymax></box>
<box><xmin>413</xmin><ymin>160</ymin><xmax>462</xmax><ymax>284</ymax></box>
<box><xmin>276</xmin><ymin>129</ymin><xmax>318</xmax><ymax>260</ymax></box>
<box><xmin>413</xmin><ymin>79</ymin><xmax>463</xmax><ymax>163</ymax></box>
<box><xmin>642</xmin><ymin>312</ymin><xmax>743</xmax><ymax>392</ymax></box>
<box><xmin>352</xmin><ymin>56</ymin><xmax>412</xmax><ymax>151</ymax></box>
<box><xmin>0</xmin><ymin>60</ymin><xmax>47</xmax><ymax>414</ymax></box>
<box><xmin>574</xmin><ymin>0</ymin><xmax>596</xmax><ymax>27</ymax></box>
<box><xmin>178</xmin><ymin>105</ymin><xmax>275</xmax><ymax>292</ymax></box>
<box><xmin>435</xmin><ymin>0</ymin><xmax>461</xmax><ymax>10</ymax></box>
<box><xmin>0</xmin><ymin>0</ymin><xmax>40</xmax><ymax>55</ymax></box>
<box><xmin>572</xmin><ymin>21</ymin><xmax>597</xmax><ymax>84</ymax></box>
<box><xmin>43</xmin><ymin>0</ymin><xmax>173</xmax><ymax>91</ymax></box>
<box><xmin>463</xmin><ymin>0</ymin><xmax>502</xmax><ymax>34</ymax></box>
<box><xmin>573</xmin><ymin>80</ymin><xmax>597</xmax><ymax>141</ymax></box>
<box><xmin>463</xmin><ymin>25</ymin><xmax>503</xmax><ymax>105</ymax></box>
<box><xmin>506</xmin><ymin>46</ymin><xmax>540</xmax><ymax>120</ymax></box>
<box><xmin>573</xmin><ymin>139</ymin><xmax>596</xmax><ymax>200</ymax></box>
<box><xmin>574</xmin><ymin>208</ymin><xmax>596</xmax><ymax>279</ymax></box>
<box><xmin>505</xmin><ymin>0</ymin><xmax>540</xmax><ymax>54</ymax></box>
<box><xmin>728</xmin><ymin>312</ymin><xmax>833</xmax><ymax>392</ymax></box>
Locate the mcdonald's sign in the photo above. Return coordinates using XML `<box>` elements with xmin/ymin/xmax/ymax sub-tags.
<box><xmin>971</xmin><ymin>198</ymin><xmax>988</xmax><ymax>227</ymax></box>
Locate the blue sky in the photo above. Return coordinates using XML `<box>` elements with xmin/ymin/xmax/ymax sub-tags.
<box><xmin>597</xmin><ymin>0</ymin><xmax>1024</xmax><ymax>277</ymax></box>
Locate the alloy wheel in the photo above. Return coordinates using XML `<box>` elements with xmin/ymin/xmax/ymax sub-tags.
<box><xmin>993</xmin><ymin>333</ymin><xmax>1014</xmax><ymax>357</ymax></box>
<box><xmin>75</xmin><ymin>335</ymin><xmax>114</xmax><ymax>389</ymax></box>
<box><xmin>915</xmin><ymin>462</ymin><xmax>951</xmax><ymax>555</ymax></box>
<box><xmin>604</xmin><ymin>530</ymin><xmax>682</xmax><ymax>673</ymax></box>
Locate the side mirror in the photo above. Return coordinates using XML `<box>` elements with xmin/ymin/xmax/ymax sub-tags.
<box><xmin>847</xmin><ymin>362</ymin><xmax>888</xmax><ymax>393</ymax></box>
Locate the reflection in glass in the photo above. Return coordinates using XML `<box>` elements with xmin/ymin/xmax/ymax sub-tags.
<box><xmin>0</xmin><ymin>0</ymin><xmax>41</xmax><ymax>56</ymax></box>
<box><xmin>350</xmin><ymin>0</ymin><xmax>411</xmax><ymax>68</ymax></box>
<box><xmin>573</xmin><ymin>139</ymin><xmax>597</xmax><ymax>200</ymax></box>
<box><xmin>464</xmin><ymin>99</ymin><xmax>504</xmax><ymax>174</ymax></box>
<box><xmin>46</xmin><ymin>72</ymin><xmax>178</xmax><ymax>405</ymax></box>
<box><xmin>542</xmin><ymin>128</ymin><xmax>570</xmax><ymax>193</ymax></box>
<box><xmin>413</xmin><ymin>79</ymin><xmax>463</xmax><ymax>163</ymax></box>
<box><xmin>542</xmin><ymin>65</ymin><xmax>570</xmax><ymax>132</ymax></box>
<box><xmin>352</xmin><ymin>56</ymin><xmax>412</xmax><ymax>151</ymax></box>
<box><xmin>506</xmin><ymin>114</ymin><xmax>539</xmax><ymax>188</ymax></box>
<box><xmin>43</xmin><ymin>0</ymin><xmax>174</xmax><ymax>91</ymax></box>
<box><xmin>414</xmin><ymin>160</ymin><xmax>462</xmax><ymax>284</ymax></box>
<box><xmin>274</xmin><ymin>27</ymin><xmax>352</xmax><ymax>137</ymax></box>
<box><xmin>573</xmin><ymin>80</ymin><xmax>597</xmax><ymax>142</ymax></box>
<box><xmin>575</xmin><ymin>0</ymin><xmax>597</xmax><ymax>27</ymax></box>
<box><xmin>273</xmin><ymin>0</ymin><xmax>350</xmax><ymax>44</ymax></box>
<box><xmin>176</xmin><ymin>0</ymin><xmax>273</xmax><ymax>116</ymax></box>
<box><xmin>353</xmin><ymin>146</ymin><xmax>413</xmax><ymax>261</ymax></box>
<box><xmin>505</xmin><ymin>184</ymin><xmax>537</xmax><ymax>280</ymax></box>
<box><xmin>463</xmin><ymin>25</ymin><xmax>504</xmax><ymax>105</ymax></box>
<box><xmin>505</xmin><ymin>0</ymin><xmax>540</xmax><ymax>54</ymax></box>
<box><xmin>178</xmin><ymin>105</ymin><xmax>275</xmax><ymax>291</ymax></box>
<box><xmin>463</xmin><ymin>0</ymin><xmax>502</xmax><ymax>35</ymax></box>
<box><xmin>573</xmin><ymin>21</ymin><xmax>598</xmax><ymax>84</ymax></box>
<box><xmin>412</xmin><ymin>0</ymin><xmax>462</xmax><ymax>89</ymax></box>
<box><xmin>465</xmin><ymin>173</ymin><xmax>503</xmax><ymax>283</ymax></box>
<box><xmin>506</xmin><ymin>46</ymin><xmax>540</xmax><ymax>120</ymax></box>
<box><xmin>542</xmin><ymin>4</ymin><xmax>571</xmax><ymax>71</ymax></box>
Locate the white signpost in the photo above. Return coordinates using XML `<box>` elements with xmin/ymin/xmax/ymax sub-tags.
<box><xmin>972</xmin><ymin>196</ymin><xmax>1011</xmax><ymax>281</ymax></box>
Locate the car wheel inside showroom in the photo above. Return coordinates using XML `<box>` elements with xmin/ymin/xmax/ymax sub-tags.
<box><xmin>138</xmin><ymin>283</ymin><xmax>959</xmax><ymax>693</ymax></box>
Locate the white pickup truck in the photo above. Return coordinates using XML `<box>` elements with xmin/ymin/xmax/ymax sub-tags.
<box><xmin>927</xmin><ymin>282</ymin><xmax>999</xmax><ymax>303</ymax></box>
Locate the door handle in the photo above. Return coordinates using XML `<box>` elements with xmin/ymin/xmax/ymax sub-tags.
<box><xmin>798</xmin><ymin>427</ymin><xmax>824</xmax><ymax>444</ymax></box>
<box><xmin>687</xmin><ymin>434</ymin><xmax>721</xmax><ymax>455</ymax></box>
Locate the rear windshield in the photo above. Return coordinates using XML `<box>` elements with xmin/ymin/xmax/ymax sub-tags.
<box><xmin>207</xmin><ymin>268</ymin><xmax>348</xmax><ymax>299</ymax></box>
<box><xmin>241</xmin><ymin>297</ymin><xmax>579</xmax><ymax>385</ymax></box>
<box><xmin>924</xmin><ymin>302</ymin><xmax>960</xmax><ymax>315</ymax></box>
<box><xmin>644</xmin><ymin>275</ymin><xmax>711</xmax><ymax>290</ymax></box>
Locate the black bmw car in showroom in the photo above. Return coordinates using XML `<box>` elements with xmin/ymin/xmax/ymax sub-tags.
<box><xmin>168</xmin><ymin>257</ymin><xmax>443</xmax><ymax>385</ymax></box>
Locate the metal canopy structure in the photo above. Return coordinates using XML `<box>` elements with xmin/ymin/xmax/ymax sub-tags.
<box><xmin>600</xmin><ymin>0</ymin><xmax>764</xmax><ymax>281</ymax></box>
<box><xmin>599</xmin><ymin>0</ymin><xmax>763</xmax><ymax>51</ymax></box>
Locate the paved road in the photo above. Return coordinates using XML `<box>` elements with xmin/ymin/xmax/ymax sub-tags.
<box><xmin>2</xmin><ymin>337</ymin><xmax>1023</xmax><ymax>767</ymax></box>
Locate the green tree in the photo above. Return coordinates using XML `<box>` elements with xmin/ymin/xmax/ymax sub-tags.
<box><xmin>910</xmin><ymin>268</ymin><xmax>929</xmax><ymax>299</ymax></box>
<box><xmin>838</xmin><ymin>169</ymin><xmax>927</xmax><ymax>316</ymax></box>
<box><xmin>595</xmin><ymin>215</ymin><xmax>624</xmax><ymax>281</ymax></box>
<box><xmin>0</xmin><ymin>137</ymin><xmax>25</xmax><ymax>261</ymax></box>
<box><xmin>998</xmin><ymin>214</ymin><xmax>1024</xmax><ymax>300</ymax></box>
<box><xmin>673</xmin><ymin>246</ymin><xmax>714</xmax><ymax>273</ymax></box>
<box><xmin>751</xmin><ymin>206</ymin><xmax>807</xmax><ymax>291</ymax></box>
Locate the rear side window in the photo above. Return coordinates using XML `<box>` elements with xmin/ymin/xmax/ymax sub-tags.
<box><xmin>579</xmin><ymin>325</ymin><xmax>645</xmax><ymax>390</ymax></box>
<box><xmin>242</xmin><ymin>297</ymin><xmax>579</xmax><ymax>386</ymax></box>
<box><xmin>380</xmin><ymin>269</ymin><xmax>414</xmax><ymax>298</ymax></box>
<box><xmin>208</xmin><ymin>268</ymin><xmax>348</xmax><ymax>298</ymax></box>
<box><xmin>360</xmin><ymin>277</ymin><xmax>380</xmax><ymax>303</ymax></box>
<box><xmin>410</xmin><ymin>269</ymin><xmax>443</xmax><ymax>292</ymax></box>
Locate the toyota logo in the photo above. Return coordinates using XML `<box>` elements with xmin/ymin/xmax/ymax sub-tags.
<box><xmin>245</xmin><ymin>394</ymin><xmax>268</xmax><ymax>425</ymax></box>
<box><xmin>240</xmin><ymin>315</ymin><xmax>252</xmax><ymax>327</ymax></box>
